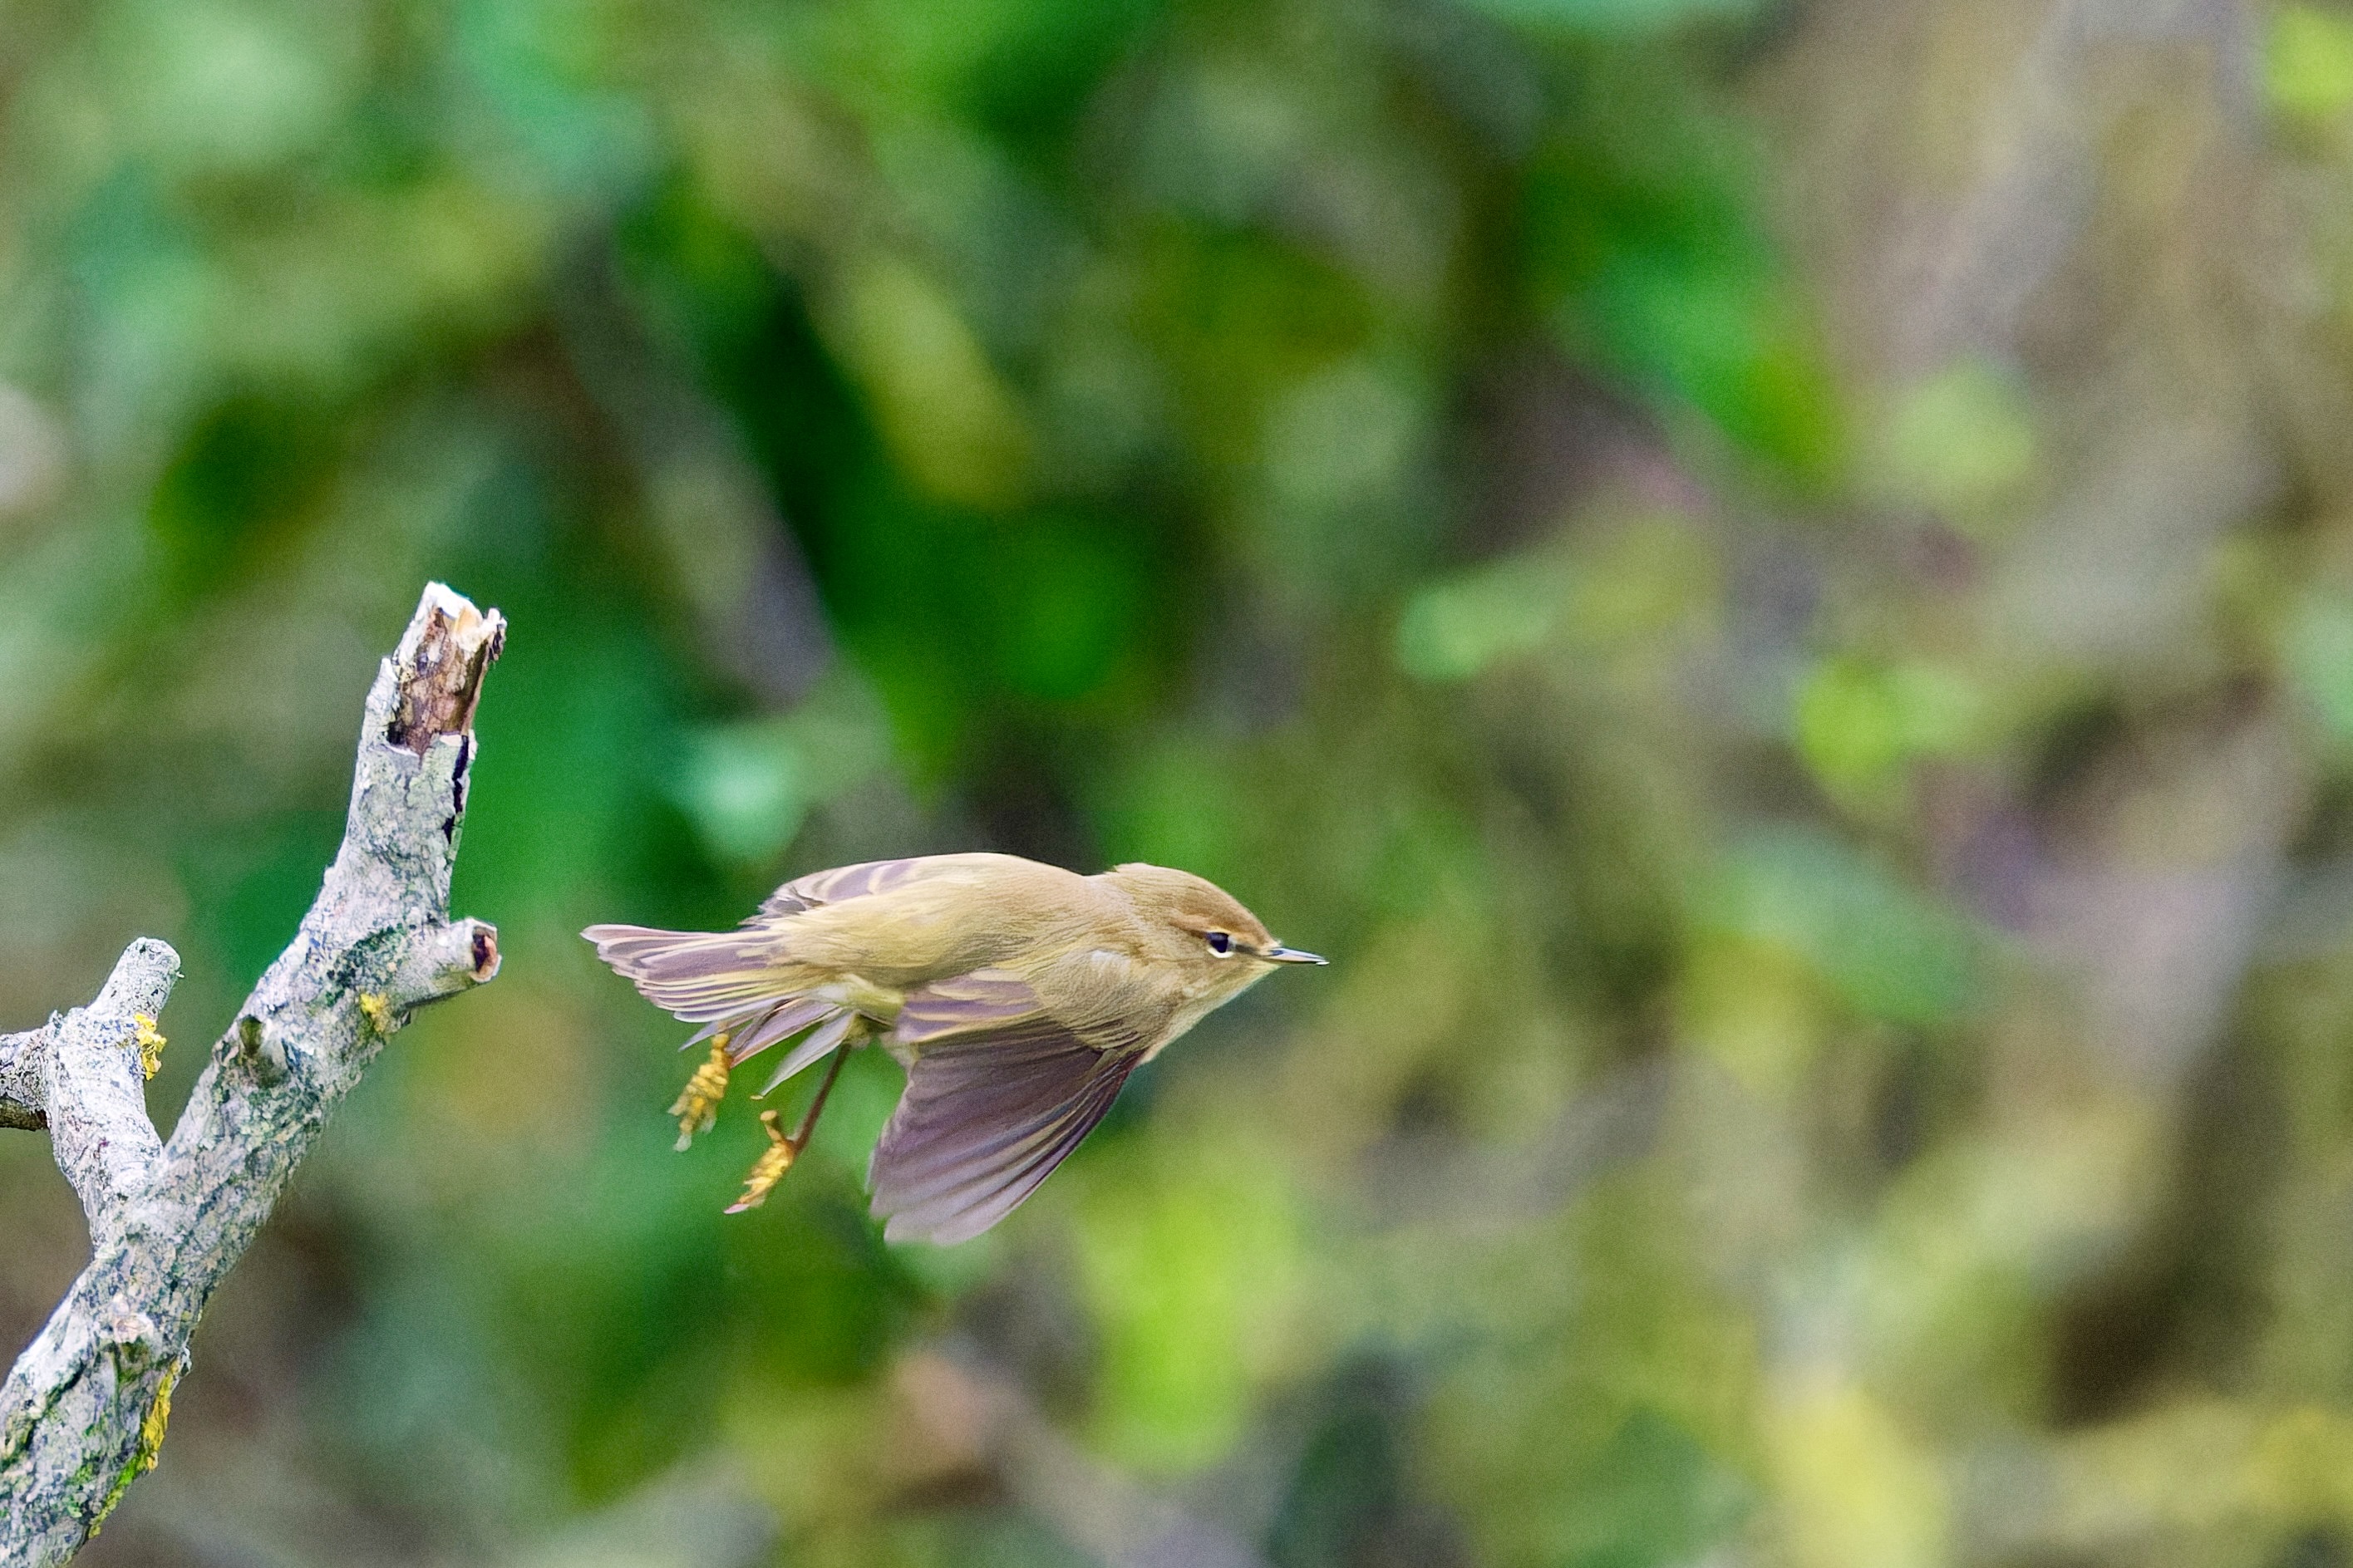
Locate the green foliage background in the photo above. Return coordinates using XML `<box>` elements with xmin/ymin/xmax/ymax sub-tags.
<box><xmin>6</xmin><ymin>0</ymin><xmax>2353</xmax><ymax>1565</ymax></box>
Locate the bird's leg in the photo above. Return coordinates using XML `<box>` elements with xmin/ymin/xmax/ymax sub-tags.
<box><xmin>726</xmin><ymin>1042</ymin><xmax>850</xmax><ymax>1213</ymax></box>
<box><xmin>668</xmin><ymin>1033</ymin><xmax>731</xmax><ymax>1152</ymax></box>
<box><xmin>789</xmin><ymin>1040</ymin><xmax>850</xmax><ymax>1148</ymax></box>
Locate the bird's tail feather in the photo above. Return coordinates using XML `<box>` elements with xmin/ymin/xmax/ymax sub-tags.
<box><xmin>582</xmin><ymin>923</ymin><xmax>802</xmax><ymax>1021</ymax></box>
<box><xmin>583</xmin><ymin>924</ymin><xmax>850</xmax><ymax>1095</ymax></box>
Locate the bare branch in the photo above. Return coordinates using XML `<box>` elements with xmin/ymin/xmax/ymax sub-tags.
<box><xmin>1</xmin><ymin>946</ymin><xmax>182</xmax><ymax>1149</ymax></box>
<box><xmin>0</xmin><ymin>582</ymin><xmax>505</xmax><ymax>1566</ymax></box>
<box><xmin>41</xmin><ymin>941</ymin><xmax>181</xmax><ymax>1241</ymax></box>
<box><xmin>0</xmin><ymin>1028</ymin><xmax>43</xmax><ymax>1132</ymax></box>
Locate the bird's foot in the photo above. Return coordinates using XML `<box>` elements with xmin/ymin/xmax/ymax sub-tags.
<box><xmin>726</xmin><ymin>1109</ymin><xmax>795</xmax><ymax>1212</ymax></box>
<box><xmin>721</xmin><ymin>1042</ymin><xmax>853</xmax><ymax>1214</ymax></box>
<box><xmin>667</xmin><ymin>1035</ymin><xmax>731</xmax><ymax>1151</ymax></box>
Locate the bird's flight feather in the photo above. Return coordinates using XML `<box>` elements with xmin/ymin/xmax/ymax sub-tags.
<box><xmin>867</xmin><ymin>1020</ymin><xmax>1142</xmax><ymax>1244</ymax></box>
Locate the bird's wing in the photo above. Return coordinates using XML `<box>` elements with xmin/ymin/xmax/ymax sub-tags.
<box><xmin>868</xmin><ymin>1020</ymin><xmax>1142</xmax><ymax>1245</ymax></box>
<box><xmin>891</xmin><ymin>966</ymin><xmax>1049</xmax><ymax>1046</ymax></box>
<box><xmin>869</xmin><ymin>969</ymin><xmax>1144</xmax><ymax>1244</ymax></box>
<box><xmin>756</xmin><ymin>853</ymin><xmax>1031</xmax><ymax>918</ymax></box>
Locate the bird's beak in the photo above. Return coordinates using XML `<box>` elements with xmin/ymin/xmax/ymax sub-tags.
<box><xmin>1262</xmin><ymin>944</ymin><xmax>1327</xmax><ymax>965</ymax></box>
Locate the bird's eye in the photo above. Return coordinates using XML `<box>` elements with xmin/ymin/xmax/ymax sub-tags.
<box><xmin>1205</xmin><ymin>931</ymin><xmax>1233</xmax><ymax>956</ymax></box>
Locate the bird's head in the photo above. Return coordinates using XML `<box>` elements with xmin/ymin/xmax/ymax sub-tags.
<box><xmin>1103</xmin><ymin>863</ymin><xmax>1326</xmax><ymax>1000</ymax></box>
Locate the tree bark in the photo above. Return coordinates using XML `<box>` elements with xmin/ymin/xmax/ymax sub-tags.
<box><xmin>0</xmin><ymin>582</ymin><xmax>505</xmax><ymax>1566</ymax></box>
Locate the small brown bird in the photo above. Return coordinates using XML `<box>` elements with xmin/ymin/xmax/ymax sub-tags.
<box><xmin>583</xmin><ymin>854</ymin><xmax>1324</xmax><ymax>1243</ymax></box>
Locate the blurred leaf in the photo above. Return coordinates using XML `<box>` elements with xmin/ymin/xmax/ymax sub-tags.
<box><xmin>453</xmin><ymin>0</ymin><xmax>657</xmax><ymax>199</ymax></box>
<box><xmin>2269</xmin><ymin>5</ymin><xmax>2353</xmax><ymax>122</ymax></box>
<box><xmin>1676</xmin><ymin>934</ymin><xmax>1825</xmax><ymax>1094</ymax></box>
<box><xmin>1584</xmin><ymin>264</ymin><xmax>1840</xmax><ymax>480</ymax></box>
<box><xmin>1396</xmin><ymin>517</ymin><xmax>1713</xmax><ymax>681</ymax></box>
<box><xmin>1528</xmin><ymin>117</ymin><xmax>1843</xmax><ymax>482</ymax></box>
<box><xmin>1460</xmin><ymin>0</ymin><xmax>1756</xmax><ymax>31</ymax></box>
<box><xmin>668</xmin><ymin>673</ymin><xmax>894</xmax><ymax>867</ymax></box>
<box><xmin>112</xmin><ymin>0</ymin><xmax>362</xmax><ymax>175</ymax></box>
<box><xmin>1765</xmin><ymin>1379</ymin><xmax>1947</xmax><ymax>1568</ymax></box>
<box><xmin>831</xmin><ymin>254</ymin><xmax>1034</xmax><ymax>509</ymax></box>
<box><xmin>148</xmin><ymin>393</ymin><xmax>342</xmax><ymax>599</ymax></box>
<box><xmin>1553</xmin><ymin>1410</ymin><xmax>1748</xmax><ymax>1568</ymax></box>
<box><xmin>1565</xmin><ymin>514</ymin><xmax>1719</xmax><ymax>646</ymax></box>
<box><xmin>672</xmin><ymin>725</ymin><xmax>809</xmax><ymax>865</ymax></box>
<box><xmin>1706</xmin><ymin>827</ymin><xmax>1981</xmax><ymax>1026</ymax></box>
<box><xmin>1396</xmin><ymin>555</ymin><xmax>1563</xmax><ymax>681</ymax></box>
<box><xmin>1868</xmin><ymin>360</ymin><xmax>2037</xmax><ymax>529</ymax></box>
<box><xmin>1136</xmin><ymin>229</ymin><xmax>1374</xmax><ymax>466</ymax></box>
<box><xmin>987</xmin><ymin>519</ymin><xmax>1146</xmax><ymax>701</ymax></box>
<box><xmin>1075</xmin><ymin>1145</ymin><xmax>1304</xmax><ymax>1472</ymax></box>
<box><xmin>2287</xmin><ymin>590</ymin><xmax>2353</xmax><ymax>746</ymax></box>
<box><xmin>1794</xmin><ymin>656</ymin><xmax>1983</xmax><ymax>799</ymax></box>
<box><xmin>1259</xmin><ymin>357</ymin><xmax>1438</xmax><ymax>603</ymax></box>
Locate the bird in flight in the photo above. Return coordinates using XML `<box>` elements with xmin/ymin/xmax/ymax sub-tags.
<box><xmin>584</xmin><ymin>853</ymin><xmax>1324</xmax><ymax>1244</ymax></box>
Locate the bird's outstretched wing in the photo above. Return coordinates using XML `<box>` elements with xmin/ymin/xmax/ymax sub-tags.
<box><xmin>757</xmin><ymin>853</ymin><xmax>1032</xmax><ymax>918</ymax></box>
<box><xmin>869</xmin><ymin>974</ymin><xmax>1141</xmax><ymax>1245</ymax></box>
<box><xmin>757</xmin><ymin>858</ymin><xmax>936</xmax><ymax>917</ymax></box>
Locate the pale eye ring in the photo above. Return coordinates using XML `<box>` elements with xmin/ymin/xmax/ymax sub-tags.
<box><xmin>1205</xmin><ymin>931</ymin><xmax>1233</xmax><ymax>956</ymax></box>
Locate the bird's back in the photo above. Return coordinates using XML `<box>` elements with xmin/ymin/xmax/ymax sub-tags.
<box><xmin>768</xmin><ymin>853</ymin><xmax>1117</xmax><ymax>988</ymax></box>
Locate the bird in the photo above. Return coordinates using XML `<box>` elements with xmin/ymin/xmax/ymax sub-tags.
<box><xmin>583</xmin><ymin>853</ymin><xmax>1325</xmax><ymax>1244</ymax></box>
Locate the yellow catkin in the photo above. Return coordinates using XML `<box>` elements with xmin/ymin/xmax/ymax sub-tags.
<box><xmin>726</xmin><ymin>1110</ymin><xmax>795</xmax><ymax>1212</ymax></box>
<box><xmin>130</xmin><ymin>1015</ymin><xmax>165</xmax><ymax>1080</ymax></box>
<box><xmin>667</xmin><ymin>1035</ymin><xmax>731</xmax><ymax>1151</ymax></box>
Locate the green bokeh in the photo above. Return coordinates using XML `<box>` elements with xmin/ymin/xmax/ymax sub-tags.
<box><xmin>0</xmin><ymin>2</ymin><xmax>2345</xmax><ymax>1567</ymax></box>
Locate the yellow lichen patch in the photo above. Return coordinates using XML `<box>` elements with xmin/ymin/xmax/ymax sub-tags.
<box><xmin>726</xmin><ymin>1109</ymin><xmax>795</xmax><ymax>1213</ymax></box>
<box><xmin>358</xmin><ymin>992</ymin><xmax>396</xmax><ymax>1034</ymax></box>
<box><xmin>669</xmin><ymin>1035</ymin><xmax>731</xmax><ymax>1152</ymax></box>
<box><xmin>137</xmin><ymin>1362</ymin><xmax>178</xmax><ymax>1473</ymax></box>
<box><xmin>130</xmin><ymin>1015</ymin><xmax>166</xmax><ymax>1080</ymax></box>
<box><xmin>94</xmin><ymin>1361</ymin><xmax>180</xmax><ymax>1529</ymax></box>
